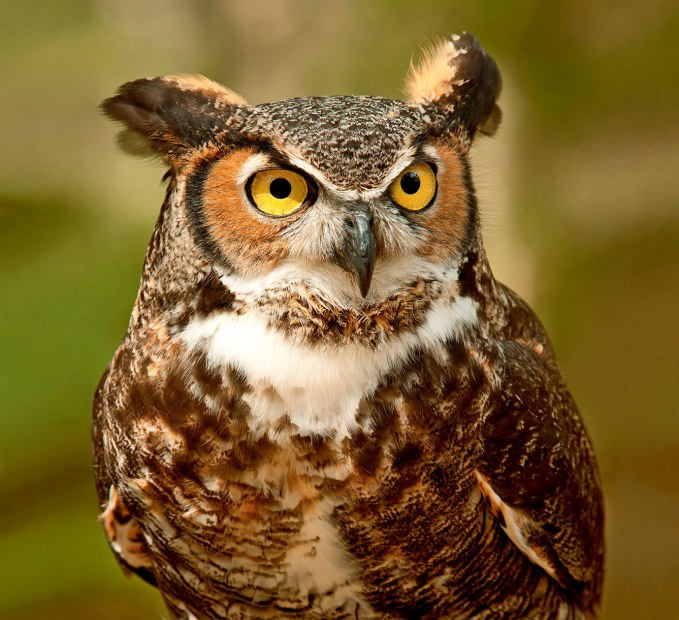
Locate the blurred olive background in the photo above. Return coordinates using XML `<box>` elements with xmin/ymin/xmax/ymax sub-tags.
<box><xmin>1</xmin><ymin>1</ymin><xmax>678</xmax><ymax>618</ymax></box>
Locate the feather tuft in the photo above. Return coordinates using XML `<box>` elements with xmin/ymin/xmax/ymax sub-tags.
<box><xmin>404</xmin><ymin>38</ymin><xmax>458</xmax><ymax>104</ymax></box>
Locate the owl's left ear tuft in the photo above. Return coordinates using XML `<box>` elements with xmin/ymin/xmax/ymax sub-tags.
<box><xmin>101</xmin><ymin>75</ymin><xmax>248</xmax><ymax>162</ymax></box>
<box><xmin>405</xmin><ymin>32</ymin><xmax>502</xmax><ymax>141</ymax></box>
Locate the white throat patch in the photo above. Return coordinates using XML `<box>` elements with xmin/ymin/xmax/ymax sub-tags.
<box><xmin>181</xmin><ymin>292</ymin><xmax>478</xmax><ymax>442</ymax></box>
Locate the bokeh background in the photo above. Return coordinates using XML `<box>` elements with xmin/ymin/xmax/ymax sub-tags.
<box><xmin>1</xmin><ymin>1</ymin><xmax>678</xmax><ymax>618</ymax></box>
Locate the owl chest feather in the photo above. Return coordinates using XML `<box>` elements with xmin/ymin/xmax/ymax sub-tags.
<box><xmin>101</xmin><ymin>275</ymin><xmax>509</xmax><ymax>619</ymax></box>
<box><xmin>104</xmin><ymin>294</ymin><xmax>481</xmax><ymax>615</ymax></box>
<box><xmin>104</xmin><ymin>289</ymin><xmax>576</xmax><ymax>618</ymax></box>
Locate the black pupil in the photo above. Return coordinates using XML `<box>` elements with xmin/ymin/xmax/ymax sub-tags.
<box><xmin>270</xmin><ymin>177</ymin><xmax>292</xmax><ymax>199</ymax></box>
<box><xmin>400</xmin><ymin>172</ymin><xmax>421</xmax><ymax>194</ymax></box>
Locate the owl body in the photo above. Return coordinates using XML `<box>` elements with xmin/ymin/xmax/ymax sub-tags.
<box><xmin>94</xmin><ymin>34</ymin><xmax>603</xmax><ymax>619</ymax></box>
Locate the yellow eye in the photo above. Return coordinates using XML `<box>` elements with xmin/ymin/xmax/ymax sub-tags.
<box><xmin>389</xmin><ymin>162</ymin><xmax>437</xmax><ymax>211</ymax></box>
<box><xmin>248</xmin><ymin>169</ymin><xmax>311</xmax><ymax>216</ymax></box>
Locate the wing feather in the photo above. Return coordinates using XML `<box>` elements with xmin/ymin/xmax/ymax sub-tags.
<box><xmin>478</xmin><ymin>286</ymin><xmax>604</xmax><ymax>610</ymax></box>
<box><xmin>93</xmin><ymin>364</ymin><xmax>159</xmax><ymax>587</ymax></box>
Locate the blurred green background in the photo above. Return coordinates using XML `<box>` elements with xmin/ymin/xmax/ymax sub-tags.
<box><xmin>1</xmin><ymin>1</ymin><xmax>678</xmax><ymax>618</ymax></box>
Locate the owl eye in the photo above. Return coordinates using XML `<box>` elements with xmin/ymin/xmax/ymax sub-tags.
<box><xmin>389</xmin><ymin>162</ymin><xmax>437</xmax><ymax>211</ymax></box>
<box><xmin>247</xmin><ymin>169</ymin><xmax>311</xmax><ymax>216</ymax></box>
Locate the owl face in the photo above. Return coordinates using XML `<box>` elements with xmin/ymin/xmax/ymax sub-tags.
<box><xmin>184</xmin><ymin>97</ymin><xmax>473</xmax><ymax>305</ymax></box>
<box><xmin>103</xmin><ymin>33</ymin><xmax>501</xmax><ymax>313</ymax></box>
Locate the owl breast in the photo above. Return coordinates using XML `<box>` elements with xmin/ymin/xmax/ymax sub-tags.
<box><xmin>109</xmin><ymin>276</ymin><xmax>480</xmax><ymax>618</ymax></box>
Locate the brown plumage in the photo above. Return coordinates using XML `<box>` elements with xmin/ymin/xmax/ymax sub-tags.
<box><xmin>93</xmin><ymin>32</ymin><xmax>604</xmax><ymax>619</ymax></box>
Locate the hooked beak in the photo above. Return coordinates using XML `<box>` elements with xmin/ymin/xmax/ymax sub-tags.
<box><xmin>333</xmin><ymin>207</ymin><xmax>377</xmax><ymax>297</ymax></box>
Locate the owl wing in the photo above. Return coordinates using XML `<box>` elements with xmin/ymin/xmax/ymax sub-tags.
<box><xmin>93</xmin><ymin>365</ymin><xmax>158</xmax><ymax>588</ymax></box>
<box><xmin>476</xmin><ymin>288</ymin><xmax>604</xmax><ymax>608</ymax></box>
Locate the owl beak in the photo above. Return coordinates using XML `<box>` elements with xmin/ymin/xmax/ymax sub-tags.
<box><xmin>335</xmin><ymin>208</ymin><xmax>376</xmax><ymax>297</ymax></box>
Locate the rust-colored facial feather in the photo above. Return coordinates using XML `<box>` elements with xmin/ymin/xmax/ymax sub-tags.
<box><xmin>413</xmin><ymin>143</ymin><xmax>470</xmax><ymax>262</ymax></box>
<box><xmin>199</xmin><ymin>150</ymin><xmax>301</xmax><ymax>276</ymax></box>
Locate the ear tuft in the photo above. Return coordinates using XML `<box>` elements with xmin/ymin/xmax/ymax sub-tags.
<box><xmin>100</xmin><ymin>75</ymin><xmax>248</xmax><ymax>162</ymax></box>
<box><xmin>405</xmin><ymin>32</ymin><xmax>502</xmax><ymax>141</ymax></box>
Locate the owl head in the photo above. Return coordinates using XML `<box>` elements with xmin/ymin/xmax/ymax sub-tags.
<box><xmin>102</xmin><ymin>33</ymin><xmax>501</xmax><ymax>338</ymax></box>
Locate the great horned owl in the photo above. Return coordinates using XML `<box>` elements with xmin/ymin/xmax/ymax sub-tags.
<box><xmin>93</xmin><ymin>33</ymin><xmax>604</xmax><ymax>619</ymax></box>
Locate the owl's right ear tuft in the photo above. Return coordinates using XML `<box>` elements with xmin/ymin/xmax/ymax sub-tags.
<box><xmin>101</xmin><ymin>75</ymin><xmax>248</xmax><ymax>161</ymax></box>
